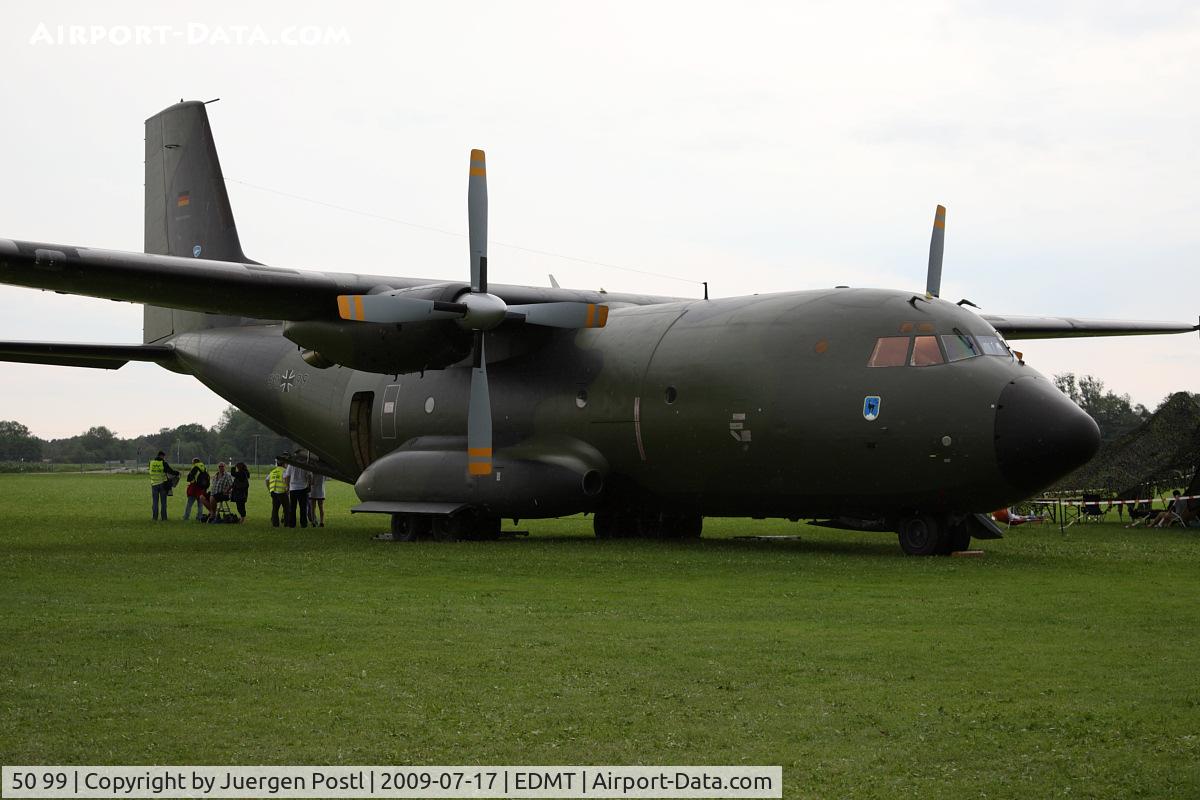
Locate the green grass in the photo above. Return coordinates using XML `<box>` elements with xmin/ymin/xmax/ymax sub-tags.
<box><xmin>0</xmin><ymin>474</ymin><xmax>1197</xmax><ymax>798</ymax></box>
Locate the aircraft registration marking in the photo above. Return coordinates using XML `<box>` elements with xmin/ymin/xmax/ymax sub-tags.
<box><xmin>729</xmin><ymin>413</ymin><xmax>752</xmax><ymax>443</ymax></box>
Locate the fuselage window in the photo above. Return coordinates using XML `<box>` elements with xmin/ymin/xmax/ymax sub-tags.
<box><xmin>868</xmin><ymin>336</ymin><xmax>910</xmax><ymax>367</ymax></box>
<box><xmin>976</xmin><ymin>335</ymin><xmax>1014</xmax><ymax>359</ymax></box>
<box><xmin>941</xmin><ymin>333</ymin><xmax>981</xmax><ymax>362</ymax></box>
<box><xmin>910</xmin><ymin>335</ymin><xmax>945</xmax><ymax>366</ymax></box>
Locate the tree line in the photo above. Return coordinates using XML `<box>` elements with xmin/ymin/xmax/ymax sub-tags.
<box><xmin>1052</xmin><ymin>374</ymin><xmax>1197</xmax><ymax>443</ymax></box>
<box><xmin>0</xmin><ymin>406</ymin><xmax>293</xmax><ymax>467</ymax></box>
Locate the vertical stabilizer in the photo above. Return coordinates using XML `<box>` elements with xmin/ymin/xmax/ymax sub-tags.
<box><xmin>143</xmin><ymin>100</ymin><xmax>251</xmax><ymax>343</ymax></box>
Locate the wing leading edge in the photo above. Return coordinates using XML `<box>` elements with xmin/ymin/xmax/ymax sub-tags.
<box><xmin>0</xmin><ymin>238</ymin><xmax>671</xmax><ymax>323</ymax></box>
<box><xmin>982</xmin><ymin>314</ymin><xmax>1199</xmax><ymax>340</ymax></box>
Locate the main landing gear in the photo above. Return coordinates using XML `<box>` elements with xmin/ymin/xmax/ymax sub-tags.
<box><xmin>592</xmin><ymin>509</ymin><xmax>703</xmax><ymax>540</ymax></box>
<box><xmin>896</xmin><ymin>514</ymin><xmax>972</xmax><ymax>556</ymax></box>
<box><xmin>389</xmin><ymin>510</ymin><xmax>502</xmax><ymax>542</ymax></box>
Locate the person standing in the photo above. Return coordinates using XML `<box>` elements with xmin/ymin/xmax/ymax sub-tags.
<box><xmin>266</xmin><ymin>458</ymin><xmax>288</xmax><ymax>528</ymax></box>
<box><xmin>148</xmin><ymin>451</ymin><xmax>179</xmax><ymax>521</ymax></box>
<box><xmin>230</xmin><ymin>462</ymin><xmax>250</xmax><ymax>523</ymax></box>
<box><xmin>308</xmin><ymin>471</ymin><xmax>327</xmax><ymax>527</ymax></box>
<box><xmin>283</xmin><ymin>462</ymin><xmax>312</xmax><ymax>528</ymax></box>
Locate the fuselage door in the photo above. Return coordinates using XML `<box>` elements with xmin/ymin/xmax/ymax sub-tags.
<box><xmin>381</xmin><ymin>383</ymin><xmax>400</xmax><ymax>440</ymax></box>
<box><xmin>349</xmin><ymin>391</ymin><xmax>374</xmax><ymax>471</ymax></box>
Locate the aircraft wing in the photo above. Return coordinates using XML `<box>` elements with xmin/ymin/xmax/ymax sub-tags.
<box><xmin>0</xmin><ymin>237</ymin><xmax>666</xmax><ymax>322</ymax></box>
<box><xmin>982</xmin><ymin>313</ymin><xmax>1199</xmax><ymax>340</ymax></box>
<box><xmin>0</xmin><ymin>341</ymin><xmax>175</xmax><ymax>369</ymax></box>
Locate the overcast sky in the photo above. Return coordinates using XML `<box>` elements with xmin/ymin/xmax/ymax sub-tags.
<box><xmin>1</xmin><ymin>1</ymin><xmax>1197</xmax><ymax>439</ymax></box>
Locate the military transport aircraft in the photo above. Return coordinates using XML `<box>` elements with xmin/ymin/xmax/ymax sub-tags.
<box><xmin>1</xmin><ymin>101</ymin><xmax>1195</xmax><ymax>554</ymax></box>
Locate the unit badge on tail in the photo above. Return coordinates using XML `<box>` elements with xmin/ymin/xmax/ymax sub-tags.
<box><xmin>863</xmin><ymin>395</ymin><xmax>881</xmax><ymax>421</ymax></box>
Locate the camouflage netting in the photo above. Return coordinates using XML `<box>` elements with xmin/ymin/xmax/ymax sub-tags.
<box><xmin>1052</xmin><ymin>392</ymin><xmax>1200</xmax><ymax>497</ymax></box>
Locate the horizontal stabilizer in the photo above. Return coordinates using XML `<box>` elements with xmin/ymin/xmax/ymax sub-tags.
<box><xmin>0</xmin><ymin>341</ymin><xmax>174</xmax><ymax>370</ymax></box>
<box><xmin>982</xmin><ymin>314</ymin><xmax>1198</xmax><ymax>340</ymax></box>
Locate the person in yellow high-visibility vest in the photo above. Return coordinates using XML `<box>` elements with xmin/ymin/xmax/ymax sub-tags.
<box><xmin>265</xmin><ymin>458</ymin><xmax>289</xmax><ymax>527</ymax></box>
<box><xmin>148</xmin><ymin>451</ymin><xmax>180</xmax><ymax>521</ymax></box>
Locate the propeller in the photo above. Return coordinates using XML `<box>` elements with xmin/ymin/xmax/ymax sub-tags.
<box><xmin>335</xmin><ymin>149</ymin><xmax>611</xmax><ymax>477</ymax></box>
<box><xmin>926</xmin><ymin>204</ymin><xmax>946</xmax><ymax>298</ymax></box>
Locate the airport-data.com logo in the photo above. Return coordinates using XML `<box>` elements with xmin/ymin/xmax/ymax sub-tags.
<box><xmin>29</xmin><ymin>22</ymin><xmax>352</xmax><ymax>47</ymax></box>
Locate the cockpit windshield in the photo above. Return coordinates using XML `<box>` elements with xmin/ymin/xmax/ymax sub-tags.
<box><xmin>941</xmin><ymin>332</ymin><xmax>981</xmax><ymax>362</ymax></box>
<box><xmin>868</xmin><ymin>328</ymin><xmax>1013</xmax><ymax>367</ymax></box>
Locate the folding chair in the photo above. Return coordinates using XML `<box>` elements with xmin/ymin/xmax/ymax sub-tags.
<box><xmin>1079</xmin><ymin>493</ymin><xmax>1107</xmax><ymax>523</ymax></box>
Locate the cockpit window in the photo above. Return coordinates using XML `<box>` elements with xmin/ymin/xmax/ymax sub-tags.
<box><xmin>910</xmin><ymin>335</ymin><xmax>944</xmax><ymax>366</ymax></box>
<box><xmin>976</xmin><ymin>335</ymin><xmax>1014</xmax><ymax>358</ymax></box>
<box><xmin>941</xmin><ymin>332</ymin><xmax>981</xmax><ymax>362</ymax></box>
<box><xmin>868</xmin><ymin>336</ymin><xmax>910</xmax><ymax>367</ymax></box>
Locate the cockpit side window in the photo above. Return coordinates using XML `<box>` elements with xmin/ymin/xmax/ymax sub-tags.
<box><xmin>941</xmin><ymin>332</ymin><xmax>981</xmax><ymax>362</ymax></box>
<box><xmin>976</xmin><ymin>335</ymin><xmax>1014</xmax><ymax>359</ymax></box>
<box><xmin>868</xmin><ymin>336</ymin><xmax>910</xmax><ymax>367</ymax></box>
<box><xmin>910</xmin><ymin>335</ymin><xmax>945</xmax><ymax>366</ymax></box>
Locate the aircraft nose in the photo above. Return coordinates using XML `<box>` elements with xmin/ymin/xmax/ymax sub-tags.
<box><xmin>994</xmin><ymin>376</ymin><xmax>1101</xmax><ymax>493</ymax></box>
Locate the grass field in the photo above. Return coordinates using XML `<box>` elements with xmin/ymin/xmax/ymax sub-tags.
<box><xmin>0</xmin><ymin>473</ymin><xmax>1197</xmax><ymax>798</ymax></box>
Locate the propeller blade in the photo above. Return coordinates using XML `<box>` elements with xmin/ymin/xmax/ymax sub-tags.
<box><xmin>926</xmin><ymin>204</ymin><xmax>946</xmax><ymax>298</ymax></box>
<box><xmin>466</xmin><ymin>331</ymin><xmax>492</xmax><ymax>476</ymax></box>
<box><xmin>336</xmin><ymin>293</ymin><xmax>466</xmax><ymax>324</ymax></box>
<box><xmin>469</xmin><ymin>149</ymin><xmax>488</xmax><ymax>294</ymax></box>
<box><xmin>508</xmin><ymin>301</ymin><xmax>610</xmax><ymax>329</ymax></box>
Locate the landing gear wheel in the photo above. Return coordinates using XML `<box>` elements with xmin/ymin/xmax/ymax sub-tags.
<box><xmin>593</xmin><ymin>511</ymin><xmax>617</xmax><ymax>539</ymax></box>
<box><xmin>388</xmin><ymin>513</ymin><xmax>427</xmax><ymax>544</ymax></box>
<box><xmin>897</xmin><ymin>514</ymin><xmax>943</xmax><ymax>556</ymax></box>
<box><xmin>432</xmin><ymin>510</ymin><xmax>501</xmax><ymax>542</ymax></box>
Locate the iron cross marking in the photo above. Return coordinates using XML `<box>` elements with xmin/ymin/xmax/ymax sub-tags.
<box><xmin>280</xmin><ymin>369</ymin><xmax>296</xmax><ymax>392</ymax></box>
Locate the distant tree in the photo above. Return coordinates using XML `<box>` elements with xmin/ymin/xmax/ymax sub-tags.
<box><xmin>1156</xmin><ymin>392</ymin><xmax>1200</xmax><ymax>411</ymax></box>
<box><xmin>1054</xmin><ymin>373</ymin><xmax>1149</xmax><ymax>443</ymax></box>
<box><xmin>212</xmin><ymin>406</ymin><xmax>291</xmax><ymax>465</ymax></box>
<box><xmin>20</xmin><ymin>409</ymin><xmax>291</xmax><ymax>467</ymax></box>
<box><xmin>0</xmin><ymin>420</ymin><xmax>43</xmax><ymax>461</ymax></box>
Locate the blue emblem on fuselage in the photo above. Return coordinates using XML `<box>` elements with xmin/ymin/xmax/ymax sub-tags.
<box><xmin>192</xmin><ymin>244</ymin><xmax>202</xmax><ymax>257</ymax></box>
<box><xmin>863</xmin><ymin>395</ymin><xmax>881</xmax><ymax>421</ymax></box>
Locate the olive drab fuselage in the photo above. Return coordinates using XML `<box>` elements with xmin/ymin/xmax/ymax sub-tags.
<box><xmin>169</xmin><ymin>287</ymin><xmax>1071</xmax><ymax>520</ymax></box>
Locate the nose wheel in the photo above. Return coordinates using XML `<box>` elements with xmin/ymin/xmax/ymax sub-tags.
<box><xmin>897</xmin><ymin>514</ymin><xmax>943</xmax><ymax>556</ymax></box>
<box><xmin>897</xmin><ymin>514</ymin><xmax>973</xmax><ymax>555</ymax></box>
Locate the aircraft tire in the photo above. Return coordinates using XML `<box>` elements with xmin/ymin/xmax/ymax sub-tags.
<box><xmin>390</xmin><ymin>513</ymin><xmax>419</xmax><ymax>542</ymax></box>
<box><xmin>593</xmin><ymin>511</ymin><xmax>617</xmax><ymax>538</ymax></box>
<box><xmin>434</xmin><ymin>509</ymin><xmax>502</xmax><ymax>541</ymax></box>
<box><xmin>897</xmin><ymin>514</ymin><xmax>943</xmax><ymax>556</ymax></box>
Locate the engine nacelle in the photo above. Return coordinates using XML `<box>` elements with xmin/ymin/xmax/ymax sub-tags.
<box><xmin>284</xmin><ymin>318</ymin><xmax>471</xmax><ymax>375</ymax></box>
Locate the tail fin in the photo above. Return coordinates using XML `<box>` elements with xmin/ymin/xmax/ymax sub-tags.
<box><xmin>143</xmin><ymin>100</ymin><xmax>252</xmax><ymax>343</ymax></box>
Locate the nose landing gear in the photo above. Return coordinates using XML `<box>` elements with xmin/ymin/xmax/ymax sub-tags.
<box><xmin>896</xmin><ymin>514</ymin><xmax>974</xmax><ymax>555</ymax></box>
